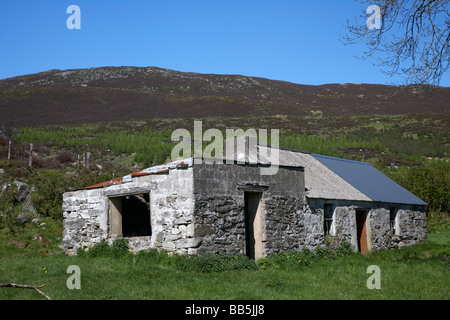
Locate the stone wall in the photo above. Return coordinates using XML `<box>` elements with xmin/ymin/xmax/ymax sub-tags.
<box><xmin>62</xmin><ymin>160</ymin><xmax>427</xmax><ymax>257</ymax></box>
<box><xmin>62</xmin><ymin>188</ymin><xmax>107</xmax><ymax>254</ymax></box>
<box><xmin>62</xmin><ymin>166</ymin><xmax>196</xmax><ymax>255</ymax></box>
<box><xmin>192</xmin><ymin>162</ymin><xmax>306</xmax><ymax>256</ymax></box>
<box><xmin>306</xmin><ymin>198</ymin><xmax>427</xmax><ymax>252</ymax></box>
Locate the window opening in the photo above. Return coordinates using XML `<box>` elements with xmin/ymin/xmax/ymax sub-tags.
<box><xmin>323</xmin><ymin>204</ymin><xmax>333</xmax><ymax>236</ymax></box>
<box><xmin>109</xmin><ymin>193</ymin><xmax>151</xmax><ymax>238</ymax></box>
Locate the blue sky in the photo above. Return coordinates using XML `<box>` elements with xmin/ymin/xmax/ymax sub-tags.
<box><xmin>1</xmin><ymin>0</ymin><xmax>448</xmax><ymax>86</ymax></box>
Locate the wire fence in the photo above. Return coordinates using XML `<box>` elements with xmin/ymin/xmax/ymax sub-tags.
<box><xmin>0</xmin><ymin>138</ymin><xmax>91</xmax><ymax>169</ymax></box>
<box><xmin>0</xmin><ymin>139</ymin><xmax>32</xmax><ymax>164</ymax></box>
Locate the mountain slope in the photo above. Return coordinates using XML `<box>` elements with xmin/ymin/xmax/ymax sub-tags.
<box><xmin>0</xmin><ymin>66</ymin><xmax>449</xmax><ymax>128</ymax></box>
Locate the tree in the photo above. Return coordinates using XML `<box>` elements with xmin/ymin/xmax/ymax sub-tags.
<box><xmin>342</xmin><ymin>0</ymin><xmax>450</xmax><ymax>87</ymax></box>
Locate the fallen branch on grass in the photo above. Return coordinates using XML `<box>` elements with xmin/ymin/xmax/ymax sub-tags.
<box><xmin>0</xmin><ymin>282</ymin><xmax>52</xmax><ymax>300</ymax></box>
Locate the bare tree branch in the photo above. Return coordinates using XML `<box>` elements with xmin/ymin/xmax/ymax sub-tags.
<box><xmin>0</xmin><ymin>282</ymin><xmax>52</xmax><ymax>300</ymax></box>
<box><xmin>342</xmin><ymin>0</ymin><xmax>450</xmax><ymax>87</ymax></box>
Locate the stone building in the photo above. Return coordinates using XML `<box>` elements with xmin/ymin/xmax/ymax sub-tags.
<box><xmin>62</xmin><ymin>144</ymin><xmax>427</xmax><ymax>258</ymax></box>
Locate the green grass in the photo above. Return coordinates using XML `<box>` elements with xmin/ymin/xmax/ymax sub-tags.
<box><xmin>15</xmin><ymin>124</ymin><xmax>176</xmax><ymax>168</ymax></box>
<box><xmin>2</xmin><ymin>117</ymin><xmax>448</xmax><ymax>300</ymax></box>
<box><xmin>12</xmin><ymin>115</ymin><xmax>448</xmax><ymax>169</ymax></box>
<box><xmin>0</xmin><ymin>216</ymin><xmax>448</xmax><ymax>300</ymax></box>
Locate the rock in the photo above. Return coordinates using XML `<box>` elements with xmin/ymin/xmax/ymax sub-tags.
<box><xmin>195</xmin><ymin>225</ymin><xmax>215</xmax><ymax>237</ymax></box>
<box><xmin>1</xmin><ymin>184</ymin><xmax>11</xmax><ymax>195</ymax></box>
<box><xmin>16</xmin><ymin>213</ymin><xmax>28</xmax><ymax>225</ymax></box>
<box><xmin>216</xmin><ymin>205</ymin><xmax>232</xmax><ymax>214</ymax></box>
<box><xmin>32</xmin><ymin>234</ymin><xmax>50</xmax><ymax>247</ymax></box>
<box><xmin>14</xmin><ymin>181</ymin><xmax>30</xmax><ymax>204</ymax></box>
<box><xmin>23</xmin><ymin>202</ymin><xmax>38</xmax><ymax>215</ymax></box>
<box><xmin>32</xmin><ymin>218</ymin><xmax>42</xmax><ymax>226</ymax></box>
<box><xmin>64</xmin><ymin>219</ymin><xmax>85</xmax><ymax>229</ymax></box>
<box><xmin>8</xmin><ymin>239</ymin><xmax>27</xmax><ymax>248</ymax></box>
<box><xmin>0</xmin><ymin>168</ymin><xmax>5</xmax><ymax>175</ymax></box>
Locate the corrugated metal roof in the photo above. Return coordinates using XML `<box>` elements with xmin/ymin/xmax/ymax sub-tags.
<box><xmin>312</xmin><ymin>154</ymin><xmax>427</xmax><ymax>205</ymax></box>
<box><xmin>75</xmin><ymin>142</ymin><xmax>427</xmax><ymax>206</ymax></box>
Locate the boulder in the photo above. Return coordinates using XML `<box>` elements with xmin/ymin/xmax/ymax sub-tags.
<box><xmin>16</xmin><ymin>213</ymin><xmax>28</xmax><ymax>225</ymax></box>
<box><xmin>14</xmin><ymin>181</ymin><xmax>30</xmax><ymax>204</ymax></box>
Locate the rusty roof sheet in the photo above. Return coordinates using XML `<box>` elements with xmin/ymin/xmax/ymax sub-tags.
<box><xmin>79</xmin><ymin>158</ymin><xmax>193</xmax><ymax>190</ymax></box>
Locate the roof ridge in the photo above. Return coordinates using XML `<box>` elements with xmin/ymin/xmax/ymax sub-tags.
<box><xmin>311</xmin><ymin>153</ymin><xmax>371</xmax><ymax>165</ymax></box>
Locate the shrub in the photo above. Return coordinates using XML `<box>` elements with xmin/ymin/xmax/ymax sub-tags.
<box><xmin>257</xmin><ymin>242</ymin><xmax>354</xmax><ymax>269</ymax></box>
<box><xmin>81</xmin><ymin>239</ymin><xmax>110</xmax><ymax>258</ymax></box>
<box><xmin>110</xmin><ymin>238</ymin><xmax>130</xmax><ymax>258</ymax></box>
<box><xmin>135</xmin><ymin>248</ymin><xmax>172</xmax><ymax>264</ymax></box>
<box><xmin>0</xmin><ymin>185</ymin><xmax>25</xmax><ymax>233</ymax></box>
<box><xmin>55</xmin><ymin>151</ymin><xmax>76</xmax><ymax>164</ymax></box>
<box><xmin>187</xmin><ymin>254</ymin><xmax>257</xmax><ymax>273</ymax></box>
<box><xmin>336</xmin><ymin>241</ymin><xmax>353</xmax><ymax>256</ymax></box>
<box><xmin>258</xmin><ymin>249</ymin><xmax>315</xmax><ymax>269</ymax></box>
<box><xmin>30</xmin><ymin>171</ymin><xmax>66</xmax><ymax>219</ymax></box>
<box><xmin>384</xmin><ymin>160</ymin><xmax>450</xmax><ymax>213</ymax></box>
<box><xmin>134</xmin><ymin>250</ymin><xmax>257</xmax><ymax>273</ymax></box>
<box><xmin>78</xmin><ymin>238</ymin><xmax>130</xmax><ymax>258</ymax></box>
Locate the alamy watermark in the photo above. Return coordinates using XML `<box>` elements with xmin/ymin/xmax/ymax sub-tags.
<box><xmin>60</xmin><ymin>263</ymin><xmax>379</xmax><ymax>292</ymax></box>
<box><xmin>171</xmin><ymin>121</ymin><xmax>280</xmax><ymax>175</ymax></box>
<box><xmin>366</xmin><ymin>265</ymin><xmax>381</xmax><ymax>289</ymax></box>
<box><xmin>66</xmin><ymin>265</ymin><xmax>81</xmax><ymax>290</ymax></box>
<box><xmin>366</xmin><ymin>5</ymin><xmax>381</xmax><ymax>30</ymax></box>
<box><xmin>67</xmin><ymin>5</ymin><xmax>81</xmax><ymax>30</ymax></box>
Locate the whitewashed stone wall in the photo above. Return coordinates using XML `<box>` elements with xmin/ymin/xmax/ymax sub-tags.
<box><xmin>62</xmin><ymin>166</ymin><xmax>196</xmax><ymax>255</ymax></box>
<box><xmin>62</xmin><ymin>162</ymin><xmax>427</xmax><ymax>256</ymax></box>
<box><xmin>62</xmin><ymin>188</ymin><xmax>107</xmax><ymax>254</ymax></box>
<box><xmin>306</xmin><ymin>198</ymin><xmax>427</xmax><ymax>252</ymax></box>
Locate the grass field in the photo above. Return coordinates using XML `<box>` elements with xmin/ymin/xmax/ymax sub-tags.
<box><xmin>0</xmin><ymin>215</ymin><xmax>448</xmax><ymax>300</ymax></box>
<box><xmin>1</xmin><ymin>117</ymin><xmax>448</xmax><ymax>301</ymax></box>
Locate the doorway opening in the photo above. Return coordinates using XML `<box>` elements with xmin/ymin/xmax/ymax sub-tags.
<box><xmin>355</xmin><ymin>209</ymin><xmax>368</xmax><ymax>256</ymax></box>
<box><xmin>244</xmin><ymin>191</ymin><xmax>265</xmax><ymax>260</ymax></box>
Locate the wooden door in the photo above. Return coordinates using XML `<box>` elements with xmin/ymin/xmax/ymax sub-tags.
<box><xmin>356</xmin><ymin>209</ymin><xmax>368</xmax><ymax>257</ymax></box>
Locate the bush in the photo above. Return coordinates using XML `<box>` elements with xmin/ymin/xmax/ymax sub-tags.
<box><xmin>336</xmin><ymin>241</ymin><xmax>353</xmax><ymax>256</ymax></box>
<box><xmin>258</xmin><ymin>249</ymin><xmax>315</xmax><ymax>269</ymax></box>
<box><xmin>135</xmin><ymin>248</ymin><xmax>172</xmax><ymax>264</ymax></box>
<box><xmin>384</xmin><ymin>160</ymin><xmax>450</xmax><ymax>213</ymax></box>
<box><xmin>30</xmin><ymin>171</ymin><xmax>67</xmax><ymax>220</ymax></box>
<box><xmin>28</xmin><ymin>168</ymin><xmax>130</xmax><ymax>221</ymax></box>
<box><xmin>258</xmin><ymin>242</ymin><xmax>354</xmax><ymax>269</ymax></box>
<box><xmin>0</xmin><ymin>185</ymin><xmax>24</xmax><ymax>233</ymax></box>
<box><xmin>134</xmin><ymin>250</ymin><xmax>257</xmax><ymax>273</ymax></box>
<box><xmin>186</xmin><ymin>254</ymin><xmax>257</xmax><ymax>273</ymax></box>
<box><xmin>110</xmin><ymin>238</ymin><xmax>130</xmax><ymax>258</ymax></box>
<box><xmin>55</xmin><ymin>151</ymin><xmax>76</xmax><ymax>164</ymax></box>
<box><xmin>78</xmin><ymin>238</ymin><xmax>130</xmax><ymax>258</ymax></box>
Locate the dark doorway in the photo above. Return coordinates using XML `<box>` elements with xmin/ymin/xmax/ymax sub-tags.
<box><xmin>244</xmin><ymin>192</ymin><xmax>264</xmax><ymax>260</ymax></box>
<box><xmin>356</xmin><ymin>209</ymin><xmax>368</xmax><ymax>256</ymax></box>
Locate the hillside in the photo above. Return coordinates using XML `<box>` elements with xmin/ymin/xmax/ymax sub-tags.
<box><xmin>1</xmin><ymin>66</ymin><xmax>449</xmax><ymax>128</ymax></box>
<box><xmin>0</xmin><ymin>66</ymin><xmax>448</xmax><ymax>266</ymax></box>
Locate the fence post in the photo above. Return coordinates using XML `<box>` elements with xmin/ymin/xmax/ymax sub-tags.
<box><xmin>28</xmin><ymin>143</ymin><xmax>33</xmax><ymax>167</ymax></box>
<box><xmin>86</xmin><ymin>152</ymin><xmax>90</xmax><ymax>170</ymax></box>
<box><xmin>8</xmin><ymin>141</ymin><xmax>11</xmax><ymax>160</ymax></box>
